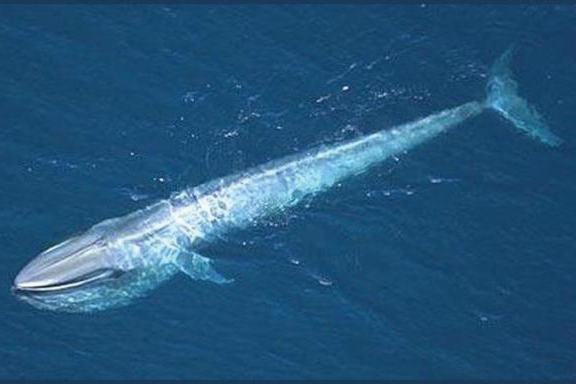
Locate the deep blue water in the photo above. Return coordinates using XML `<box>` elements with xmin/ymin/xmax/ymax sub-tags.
<box><xmin>1</xmin><ymin>5</ymin><xmax>576</xmax><ymax>379</ymax></box>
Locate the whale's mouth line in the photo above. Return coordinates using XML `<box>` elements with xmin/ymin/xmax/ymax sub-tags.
<box><xmin>12</xmin><ymin>268</ymin><xmax>124</xmax><ymax>295</ymax></box>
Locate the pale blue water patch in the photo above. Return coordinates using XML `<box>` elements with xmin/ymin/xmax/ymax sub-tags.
<box><xmin>1</xmin><ymin>4</ymin><xmax>576</xmax><ymax>379</ymax></box>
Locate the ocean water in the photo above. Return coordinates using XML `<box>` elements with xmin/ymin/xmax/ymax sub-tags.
<box><xmin>1</xmin><ymin>4</ymin><xmax>575</xmax><ymax>379</ymax></box>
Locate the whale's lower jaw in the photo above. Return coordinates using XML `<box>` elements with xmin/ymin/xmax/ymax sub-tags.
<box><xmin>12</xmin><ymin>265</ymin><xmax>178</xmax><ymax>313</ymax></box>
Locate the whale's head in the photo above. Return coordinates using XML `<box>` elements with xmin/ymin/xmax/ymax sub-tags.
<box><xmin>12</xmin><ymin>220</ymin><xmax>176</xmax><ymax>312</ymax></box>
<box><xmin>13</xmin><ymin>229</ymin><xmax>119</xmax><ymax>293</ymax></box>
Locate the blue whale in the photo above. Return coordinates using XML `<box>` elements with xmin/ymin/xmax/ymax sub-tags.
<box><xmin>13</xmin><ymin>48</ymin><xmax>561</xmax><ymax>312</ymax></box>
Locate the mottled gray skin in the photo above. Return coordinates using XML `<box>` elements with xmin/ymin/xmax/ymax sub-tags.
<box><xmin>115</xmin><ymin>101</ymin><xmax>484</xmax><ymax>267</ymax></box>
<box><xmin>77</xmin><ymin>101</ymin><xmax>485</xmax><ymax>270</ymax></box>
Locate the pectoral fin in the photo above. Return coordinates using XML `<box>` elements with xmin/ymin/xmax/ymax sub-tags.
<box><xmin>174</xmin><ymin>251</ymin><xmax>232</xmax><ymax>284</ymax></box>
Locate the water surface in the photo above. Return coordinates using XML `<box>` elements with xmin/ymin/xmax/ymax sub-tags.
<box><xmin>1</xmin><ymin>5</ymin><xmax>575</xmax><ymax>379</ymax></box>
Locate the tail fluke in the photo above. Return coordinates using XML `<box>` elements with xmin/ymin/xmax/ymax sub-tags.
<box><xmin>486</xmin><ymin>47</ymin><xmax>562</xmax><ymax>146</ymax></box>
